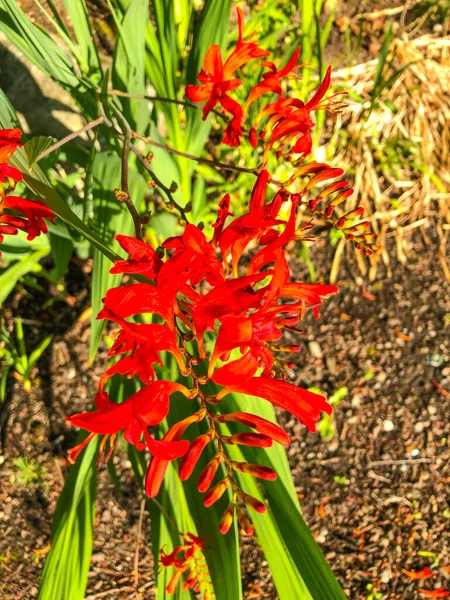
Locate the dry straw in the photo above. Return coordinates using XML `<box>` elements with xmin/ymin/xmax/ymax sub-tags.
<box><xmin>328</xmin><ymin>29</ymin><xmax>450</xmax><ymax>281</ymax></box>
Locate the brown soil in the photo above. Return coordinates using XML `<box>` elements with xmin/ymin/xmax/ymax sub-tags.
<box><xmin>1</xmin><ymin>232</ymin><xmax>449</xmax><ymax>600</ymax></box>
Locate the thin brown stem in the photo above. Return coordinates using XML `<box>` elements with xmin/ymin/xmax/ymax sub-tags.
<box><xmin>128</xmin><ymin>143</ymin><xmax>190</xmax><ymax>223</ymax></box>
<box><xmin>36</xmin><ymin>116</ymin><xmax>104</xmax><ymax>162</ymax></box>
<box><xmin>150</xmin><ymin>497</ymin><xmax>183</xmax><ymax>535</ymax></box>
<box><xmin>113</xmin><ymin>109</ymin><xmax>144</xmax><ymax>240</ymax></box>
<box><xmin>131</xmin><ymin>130</ymin><xmax>259</xmax><ymax>176</ymax></box>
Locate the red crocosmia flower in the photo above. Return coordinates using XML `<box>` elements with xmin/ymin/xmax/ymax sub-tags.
<box><xmin>257</xmin><ymin>66</ymin><xmax>347</xmax><ymax>161</ymax></box>
<box><xmin>160</xmin><ymin>533</ymin><xmax>211</xmax><ymax>596</ymax></box>
<box><xmin>0</xmin><ymin>196</ymin><xmax>55</xmax><ymax>256</ymax></box>
<box><xmin>163</xmin><ymin>223</ymin><xmax>224</xmax><ymax>286</ymax></box>
<box><xmin>99</xmin><ymin>310</ymin><xmax>186</xmax><ymax>384</ymax></box>
<box><xmin>0</xmin><ymin>163</ymin><xmax>22</xmax><ymax>183</ymax></box>
<box><xmin>217</xmin><ymin>377</ymin><xmax>331</xmax><ymax>433</ymax></box>
<box><xmin>192</xmin><ymin>273</ymin><xmax>267</xmax><ymax>356</ymax></box>
<box><xmin>216</xmin><ymin>171</ymin><xmax>289</xmax><ymax>275</ymax></box>
<box><xmin>245</xmin><ymin>46</ymin><xmax>301</xmax><ymax>110</ymax></box>
<box><xmin>1</xmin><ymin>196</ymin><xmax>55</xmax><ymax>239</ymax></box>
<box><xmin>212</xmin><ymin>193</ymin><xmax>233</xmax><ymax>247</ymax></box>
<box><xmin>145</xmin><ymin>410</ymin><xmax>206</xmax><ymax>497</ymax></box>
<box><xmin>111</xmin><ymin>234</ymin><xmax>163</xmax><ymax>278</ymax></box>
<box><xmin>402</xmin><ymin>567</ymin><xmax>435</xmax><ymax>580</ymax></box>
<box><xmin>418</xmin><ymin>589</ymin><xmax>450</xmax><ymax>598</ymax></box>
<box><xmin>99</xmin><ymin>283</ymin><xmax>175</xmax><ymax>329</ymax></box>
<box><xmin>67</xmin><ymin>381</ymin><xmax>191</xmax><ymax>461</ymax></box>
<box><xmin>279</xmin><ymin>282</ymin><xmax>339</xmax><ymax>318</ymax></box>
<box><xmin>185</xmin><ymin>8</ymin><xmax>269</xmax><ymax>146</ymax></box>
<box><xmin>0</xmin><ymin>128</ymin><xmax>22</xmax><ymax>163</ymax></box>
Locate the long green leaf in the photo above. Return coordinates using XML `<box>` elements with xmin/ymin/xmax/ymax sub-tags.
<box><xmin>112</xmin><ymin>0</ymin><xmax>150</xmax><ymax>132</ymax></box>
<box><xmin>38</xmin><ymin>437</ymin><xmax>98</xmax><ymax>600</ymax></box>
<box><xmin>0</xmin><ymin>0</ymin><xmax>97</xmax><ymax>117</ymax></box>
<box><xmin>61</xmin><ymin>0</ymin><xmax>102</xmax><ymax>80</ymax></box>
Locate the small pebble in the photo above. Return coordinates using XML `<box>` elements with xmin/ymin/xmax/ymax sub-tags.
<box><xmin>383</xmin><ymin>420</ymin><xmax>394</xmax><ymax>432</ymax></box>
<box><xmin>308</xmin><ymin>341</ymin><xmax>323</xmax><ymax>359</ymax></box>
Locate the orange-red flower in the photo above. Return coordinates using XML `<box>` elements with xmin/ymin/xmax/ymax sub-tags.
<box><xmin>160</xmin><ymin>533</ymin><xmax>214</xmax><ymax>598</ymax></box>
<box><xmin>185</xmin><ymin>7</ymin><xmax>269</xmax><ymax>146</ymax></box>
<box><xmin>0</xmin><ymin>128</ymin><xmax>22</xmax><ymax>163</ymax></box>
<box><xmin>0</xmin><ymin>128</ymin><xmax>55</xmax><ymax>254</ymax></box>
<box><xmin>67</xmin><ymin>381</ymin><xmax>191</xmax><ymax>462</ymax></box>
<box><xmin>217</xmin><ymin>378</ymin><xmax>331</xmax><ymax>433</ymax></box>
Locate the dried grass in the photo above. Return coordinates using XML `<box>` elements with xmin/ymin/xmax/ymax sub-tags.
<box><xmin>328</xmin><ymin>31</ymin><xmax>450</xmax><ymax>280</ymax></box>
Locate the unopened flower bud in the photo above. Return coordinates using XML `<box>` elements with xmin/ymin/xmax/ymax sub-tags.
<box><xmin>114</xmin><ymin>188</ymin><xmax>129</xmax><ymax>201</ymax></box>
<box><xmin>198</xmin><ymin>454</ymin><xmax>221</xmax><ymax>492</ymax></box>
<box><xmin>179</xmin><ymin>432</ymin><xmax>213</xmax><ymax>481</ymax></box>
<box><xmin>205</xmin><ymin>395</ymin><xmax>221</xmax><ymax>405</ymax></box>
<box><xmin>219</xmin><ymin>503</ymin><xmax>235</xmax><ymax>534</ymax></box>
<box><xmin>203</xmin><ymin>479</ymin><xmax>229</xmax><ymax>507</ymax></box>
<box><xmin>308</xmin><ymin>198</ymin><xmax>318</xmax><ymax>211</ymax></box>
<box><xmin>224</xmin><ymin>432</ymin><xmax>273</xmax><ymax>448</ymax></box>
<box><xmin>238</xmin><ymin>512</ymin><xmax>254</xmax><ymax>536</ymax></box>
<box><xmin>240</xmin><ymin>492</ymin><xmax>267</xmax><ymax>514</ymax></box>
<box><xmin>324</xmin><ymin>205</ymin><xmax>334</xmax><ymax>218</ymax></box>
<box><xmin>170</xmin><ymin>181</ymin><xmax>178</xmax><ymax>193</ymax></box>
<box><xmin>231</xmin><ymin>461</ymin><xmax>277</xmax><ymax>481</ymax></box>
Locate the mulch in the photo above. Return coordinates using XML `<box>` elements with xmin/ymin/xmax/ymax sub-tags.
<box><xmin>1</xmin><ymin>231</ymin><xmax>449</xmax><ymax>600</ymax></box>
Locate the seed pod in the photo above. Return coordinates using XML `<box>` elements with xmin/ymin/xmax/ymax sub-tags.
<box><xmin>203</xmin><ymin>479</ymin><xmax>229</xmax><ymax>508</ymax></box>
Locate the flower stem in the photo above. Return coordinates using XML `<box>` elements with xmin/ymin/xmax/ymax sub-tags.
<box><xmin>35</xmin><ymin>116</ymin><xmax>104</xmax><ymax>162</ymax></box>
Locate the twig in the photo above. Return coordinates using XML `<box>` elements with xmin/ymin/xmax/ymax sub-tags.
<box><xmin>127</xmin><ymin>143</ymin><xmax>190</xmax><ymax>223</ymax></box>
<box><xmin>134</xmin><ymin>498</ymin><xmax>146</xmax><ymax>590</ymax></box>
<box><xmin>368</xmin><ymin>458</ymin><xmax>432</xmax><ymax>467</ymax></box>
<box><xmin>131</xmin><ymin>130</ymin><xmax>259</xmax><ymax>176</ymax></box>
<box><xmin>111</xmin><ymin>106</ymin><xmax>144</xmax><ymax>239</ymax></box>
<box><xmin>116</xmin><ymin>116</ymin><xmax>143</xmax><ymax>240</ymax></box>
<box><xmin>150</xmin><ymin>497</ymin><xmax>182</xmax><ymax>535</ymax></box>
<box><xmin>36</xmin><ymin>116</ymin><xmax>104</xmax><ymax>162</ymax></box>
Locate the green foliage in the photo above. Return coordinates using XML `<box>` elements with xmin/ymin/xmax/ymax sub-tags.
<box><xmin>0</xmin><ymin>316</ymin><xmax>53</xmax><ymax>392</ymax></box>
<box><xmin>13</xmin><ymin>456</ymin><xmax>49</xmax><ymax>491</ymax></box>
<box><xmin>37</xmin><ymin>437</ymin><xmax>98</xmax><ymax>600</ymax></box>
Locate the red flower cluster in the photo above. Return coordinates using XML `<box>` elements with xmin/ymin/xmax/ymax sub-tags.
<box><xmin>186</xmin><ymin>9</ymin><xmax>344</xmax><ymax>159</ymax></box>
<box><xmin>0</xmin><ymin>128</ymin><xmax>55</xmax><ymax>255</ymax></box>
<box><xmin>66</xmin><ymin>10</ymin><xmax>378</xmax><ymax>550</ymax></box>
<box><xmin>67</xmin><ymin>169</ymin><xmax>340</xmax><ymax>533</ymax></box>
<box><xmin>159</xmin><ymin>533</ymin><xmax>214</xmax><ymax>598</ymax></box>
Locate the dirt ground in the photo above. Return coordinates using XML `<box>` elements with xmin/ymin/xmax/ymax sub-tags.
<box><xmin>1</xmin><ymin>230</ymin><xmax>449</xmax><ymax>600</ymax></box>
